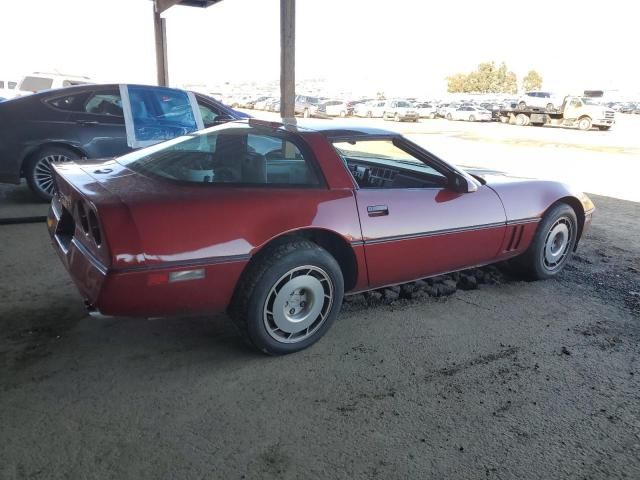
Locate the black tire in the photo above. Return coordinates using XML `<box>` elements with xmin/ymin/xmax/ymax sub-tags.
<box><xmin>598</xmin><ymin>126</ymin><xmax>611</xmax><ymax>131</ymax></box>
<box><xmin>577</xmin><ymin>116</ymin><xmax>592</xmax><ymax>131</ymax></box>
<box><xmin>230</xmin><ymin>240</ymin><xmax>344</xmax><ymax>355</ymax></box>
<box><xmin>469</xmin><ymin>115</ymin><xmax>476</xmax><ymax>122</ymax></box>
<box><xmin>517</xmin><ymin>101</ymin><xmax>526</xmax><ymax>110</ymax></box>
<box><xmin>25</xmin><ymin>145</ymin><xmax>79</xmax><ymax>201</ymax></box>
<box><xmin>514</xmin><ymin>203</ymin><xmax>578</xmax><ymax>280</ymax></box>
<box><xmin>446</xmin><ymin>113</ymin><xmax>453</xmax><ymax>120</ymax></box>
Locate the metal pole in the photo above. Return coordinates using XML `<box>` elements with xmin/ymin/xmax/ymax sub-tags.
<box><xmin>153</xmin><ymin>4</ymin><xmax>169</xmax><ymax>86</ymax></box>
<box><xmin>280</xmin><ymin>0</ymin><xmax>295</xmax><ymax>120</ymax></box>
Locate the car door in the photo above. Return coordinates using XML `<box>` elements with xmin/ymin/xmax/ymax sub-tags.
<box><xmin>335</xmin><ymin>137</ymin><xmax>506</xmax><ymax>287</ymax></box>
<box><xmin>67</xmin><ymin>88</ymin><xmax>129</xmax><ymax>157</ymax></box>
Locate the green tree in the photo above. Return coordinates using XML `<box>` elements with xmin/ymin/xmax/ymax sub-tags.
<box><xmin>504</xmin><ymin>71</ymin><xmax>518</xmax><ymax>94</ymax></box>
<box><xmin>446</xmin><ymin>61</ymin><xmax>520</xmax><ymax>94</ymax></box>
<box><xmin>522</xmin><ymin>70</ymin><xmax>543</xmax><ymax>91</ymax></box>
<box><xmin>446</xmin><ymin>73</ymin><xmax>468</xmax><ymax>93</ymax></box>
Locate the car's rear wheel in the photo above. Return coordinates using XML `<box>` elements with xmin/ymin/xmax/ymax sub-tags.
<box><xmin>517</xmin><ymin>101</ymin><xmax>527</xmax><ymax>110</ymax></box>
<box><xmin>231</xmin><ymin>240</ymin><xmax>344</xmax><ymax>355</ymax></box>
<box><xmin>469</xmin><ymin>115</ymin><xmax>476</xmax><ymax>122</ymax></box>
<box><xmin>367</xmin><ymin>111</ymin><xmax>372</xmax><ymax>118</ymax></box>
<box><xmin>514</xmin><ymin>203</ymin><xmax>578</xmax><ymax>280</ymax></box>
<box><xmin>25</xmin><ymin>146</ymin><xmax>79</xmax><ymax>201</ymax></box>
<box><xmin>303</xmin><ymin>108</ymin><xmax>310</xmax><ymax>118</ymax></box>
<box><xmin>446</xmin><ymin>113</ymin><xmax>453</xmax><ymax>120</ymax></box>
<box><xmin>394</xmin><ymin>113</ymin><xmax>401</xmax><ymax>122</ymax></box>
<box><xmin>339</xmin><ymin>110</ymin><xmax>346</xmax><ymax>117</ymax></box>
<box><xmin>545</xmin><ymin>103</ymin><xmax>555</xmax><ymax>111</ymax></box>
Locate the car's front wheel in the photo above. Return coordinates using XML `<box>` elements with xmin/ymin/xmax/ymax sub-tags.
<box><xmin>514</xmin><ymin>203</ymin><xmax>578</xmax><ymax>280</ymax></box>
<box><xmin>25</xmin><ymin>146</ymin><xmax>79</xmax><ymax>201</ymax></box>
<box><xmin>578</xmin><ymin>116</ymin><xmax>592</xmax><ymax>131</ymax></box>
<box><xmin>231</xmin><ymin>240</ymin><xmax>344</xmax><ymax>355</ymax></box>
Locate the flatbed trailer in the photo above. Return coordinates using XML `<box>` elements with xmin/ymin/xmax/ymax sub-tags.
<box><xmin>497</xmin><ymin>96</ymin><xmax>615</xmax><ymax>131</ymax></box>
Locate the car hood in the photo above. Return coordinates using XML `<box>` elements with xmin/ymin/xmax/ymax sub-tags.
<box><xmin>460</xmin><ymin>166</ymin><xmax>593</xmax><ymax>221</ymax></box>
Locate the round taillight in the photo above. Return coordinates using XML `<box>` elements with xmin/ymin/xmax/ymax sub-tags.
<box><xmin>88</xmin><ymin>210</ymin><xmax>102</xmax><ymax>246</ymax></box>
<box><xmin>77</xmin><ymin>202</ymin><xmax>89</xmax><ymax>234</ymax></box>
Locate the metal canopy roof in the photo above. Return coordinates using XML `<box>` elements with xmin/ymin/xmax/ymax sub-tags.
<box><xmin>154</xmin><ymin>0</ymin><xmax>222</xmax><ymax>14</ymax></box>
<box><xmin>152</xmin><ymin>0</ymin><xmax>296</xmax><ymax>119</ymax></box>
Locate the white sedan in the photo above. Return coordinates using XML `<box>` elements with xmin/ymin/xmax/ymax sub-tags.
<box><xmin>448</xmin><ymin>105</ymin><xmax>492</xmax><ymax>121</ymax></box>
<box><xmin>354</xmin><ymin>100</ymin><xmax>386</xmax><ymax>118</ymax></box>
<box><xmin>318</xmin><ymin>100</ymin><xmax>350</xmax><ymax>117</ymax></box>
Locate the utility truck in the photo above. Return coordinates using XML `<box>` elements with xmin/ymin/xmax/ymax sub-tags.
<box><xmin>499</xmin><ymin>96</ymin><xmax>615</xmax><ymax>130</ymax></box>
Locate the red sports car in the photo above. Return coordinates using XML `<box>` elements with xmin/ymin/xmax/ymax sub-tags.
<box><xmin>48</xmin><ymin>118</ymin><xmax>594</xmax><ymax>354</ymax></box>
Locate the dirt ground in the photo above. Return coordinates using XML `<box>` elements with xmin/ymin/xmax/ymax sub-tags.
<box><xmin>1</xmin><ymin>188</ymin><xmax>639</xmax><ymax>479</ymax></box>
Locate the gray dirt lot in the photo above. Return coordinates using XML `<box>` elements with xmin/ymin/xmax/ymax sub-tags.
<box><xmin>1</xmin><ymin>193</ymin><xmax>639</xmax><ymax>480</ymax></box>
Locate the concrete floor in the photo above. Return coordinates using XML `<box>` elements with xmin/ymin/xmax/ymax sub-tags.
<box><xmin>1</xmin><ymin>117</ymin><xmax>639</xmax><ymax>479</ymax></box>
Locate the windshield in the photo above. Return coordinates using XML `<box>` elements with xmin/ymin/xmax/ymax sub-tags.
<box><xmin>333</xmin><ymin>139</ymin><xmax>443</xmax><ymax>177</ymax></box>
<box><xmin>582</xmin><ymin>98</ymin><xmax>602</xmax><ymax>106</ymax></box>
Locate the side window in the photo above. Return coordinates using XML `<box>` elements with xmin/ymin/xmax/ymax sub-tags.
<box><xmin>248</xmin><ymin>133</ymin><xmax>320</xmax><ymax>185</ymax></box>
<box><xmin>197</xmin><ymin>100</ymin><xmax>220</xmax><ymax>127</ymax></box>
<box><xmin>85</xmin><ymin>91</ymin><xmax>123</xmax><ymax>116</ymax></box>
<box><xmin>8</xmin><ymin>81</ymin><xmax>16</xmax><ymax>89</ymax></box>
<box><xmin>121</xmin><ymin>129</ymin><xmax>320</xmax><ymax>186</ymax></box>
<box><xmin>0</xmin><ymin>81</ymin><xmax>4</xmax><ymax>88</ymax></box>
<box><xmin>47</xmin><ymin>93</ymin><xmax>90</xmax><ymax>112</ymax></box>
<box><xmin>333</xmin><ymin>139</ymin><xmax>448</xmax><ymax>189</ymax></box>
<box><xmin>126</xmin><ymin>85</ymin><xmax>199</xmax><ymax>145</ymax></box>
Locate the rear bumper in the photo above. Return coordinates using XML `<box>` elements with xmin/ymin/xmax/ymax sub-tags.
<box><xmin>48</xmin><ymin>201</ymin><xmax>248</xmax><ymax>318</ymax></box>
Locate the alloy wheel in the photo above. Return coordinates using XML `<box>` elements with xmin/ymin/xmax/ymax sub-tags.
<box><xmin>34</xmin><ymin>154</ymin><xmax>71</xmax><ymax>196</ymax></box>
<box><xmin>263</xmin><ymin>265</ymin><xmax>334</xmax><ymax>344</ymax></box>
<box><xmin>541</xmin><ymin>217</ymin><xmax>574</xmax><ymax>271</ymax></box>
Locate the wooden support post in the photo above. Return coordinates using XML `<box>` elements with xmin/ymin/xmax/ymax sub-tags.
<box><xmin>153</xmin><ymin>4</ymin><xmax>169</xmax><ymax>87</ymax></box>
<box><xmin>280</xmin><ymin>0</ymin><xmax>295</xmax><ymax>121</ymax></box>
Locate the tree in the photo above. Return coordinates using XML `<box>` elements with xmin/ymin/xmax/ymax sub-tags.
<box><xmin>446</xmin><ymin>61</ymin><xmax>520</xmax><ymax>94</ymax></box>
<box><xmin>446</xmin><ymin>73</ymin><xmax>467</xmax><ymax>93</ymax></box>
<box><xmin>522</xmin><ymin>70</ymin><xmax>543</xmax><ymax>92</ymax></box>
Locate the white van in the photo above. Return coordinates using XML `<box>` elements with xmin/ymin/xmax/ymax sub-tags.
<box><xmin>14</xmin><ymin>72</ymin><xmax>93</xmax><ymax>97</ymax></box>
<box><xmin>0</xmin><ymin>79</ymin><xmax>18</xmax><ymax>100</ymax></box>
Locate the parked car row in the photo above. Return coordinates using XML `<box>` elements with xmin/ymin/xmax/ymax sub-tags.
<box><xmin>605</xmin><ymin>102</ymin><xmax>640</xmax><ymax>114</ymax></box>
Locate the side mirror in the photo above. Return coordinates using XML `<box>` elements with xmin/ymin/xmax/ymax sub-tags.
<box><xmin>451</xmin><ymin>172</ymin><xmax>478</xmax><ymax>193</ymax></box>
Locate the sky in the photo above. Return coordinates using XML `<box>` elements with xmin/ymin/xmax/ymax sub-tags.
<box><xmin>1</xmin><ymin>0</ymin><xmax>639</xmax><ymax>97</ymax></box>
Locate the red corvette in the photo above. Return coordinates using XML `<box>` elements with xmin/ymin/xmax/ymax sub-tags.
<box><xmin>48</xmin><ymin>118</ymin><xmax>594</xmax><ymax>354</ymax></box>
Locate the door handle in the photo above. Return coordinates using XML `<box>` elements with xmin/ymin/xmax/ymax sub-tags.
<box><xmin>76</xmin><ymin>120</ymin><xmax>99</xmax><ymax>126</ymax></box>
<box><xmin>367</xmin><ymin>205</ymin><xmax>389</xmax><ymax>217</ymax></box>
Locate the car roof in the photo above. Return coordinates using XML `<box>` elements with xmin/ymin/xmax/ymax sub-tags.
<box><xmin>241</xmin><ymin>118</ymin><xmax>400</xmax><ymax>139</ymax></box>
